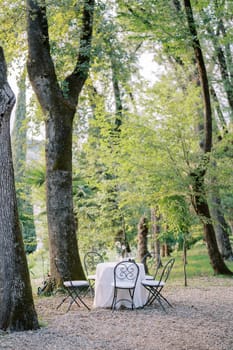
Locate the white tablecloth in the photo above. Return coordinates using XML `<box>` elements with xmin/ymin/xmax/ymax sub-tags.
<box><xmin>93</xmin><ymin>261</ymin><xmax>148</xmax><ymax>309</ymax></box>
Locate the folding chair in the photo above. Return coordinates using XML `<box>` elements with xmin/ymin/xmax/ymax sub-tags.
<box><xmin>84</xmin><ymin>251</ymin><xmax>104</xmax><ymax>296</ymax></box>
<box><xmin>111</xmin><ymin>260</ymin><xmax>139</xmax><ymax>311</ymax></box>
<box><xmin>141</xmin><ymin>258</ymin><xmax>175</xmax><ymax>311</ymax></box>
<box><xmin>141</xmin><ymin>252</ymin><xmax>161</xmax><ymax>280</ymax></box>
<box><xmin>55</xmin><ymin>259</ymin><xmax>90</xmax><ymax>311</ymax></box>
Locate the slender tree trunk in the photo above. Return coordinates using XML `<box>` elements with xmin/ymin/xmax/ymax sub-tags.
<box><xmin>137</xmin><ymin>216</ymin><xmax>149</xmax><ymax>273</ymax></box>
<box><xmin>183</xmin><ymin>235</ymin><xmax>188</xmax><ymax>287</ymax></box>
<box><xmin>202</xmin><ymin>7</ymin><xmax>233</xmax><ymax>121</ymax></box>
<box><xmin>184</xmin><ymin>0</ymin><xmax>232</xmax><ymax>275</ymax></box>
<box><xmin>151</xmin><ymin>207</ymin><xmax>161</xmax><ymax>267</ymax></box>
<box><xmin>218</xmin><ymin>15</ymin><xmax>233</xmax><ymax>84</ymax></box>
<box><xmin>0</xmin><ymin>47</ymin><xmax>39</xmax><ymax>331</ymax></box>
<box><xmin>209</xmin><ymin>190</ymin><xmax>233</xmax><ymax>260</ymax></box>
<box><xmin>210</xmin><ymin>84</ymin><xmax>227</xmax><ymax>130</ymax></box>
<box><xmin>26</xmin><ymin>0</ymin><xmax>95</xmax><ymax>282</ymax></box>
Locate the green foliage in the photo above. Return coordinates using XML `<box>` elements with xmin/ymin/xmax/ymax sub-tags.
<box><xmin>26</xmin><ymin>163</ymin><xmax>46</xmax><ymax>188</ymax></box>
<box><xmin>71</xmin><ymin>0</ymin><xmax>233</xmax><ymax>267</ymax></box>
<box><xmin>0</xmin><ymin>0</ymin><xmax>27</xmax><ymax>63</ymax></box>
<box><xmin>11</xmin><ymin>71</ymin><xmax>38</xmax><ymax>254</ymax></box>
<box><xmin>2</xmin><ymin>0</ymin><xmax>233</xmax><ymax>275</ymax></box>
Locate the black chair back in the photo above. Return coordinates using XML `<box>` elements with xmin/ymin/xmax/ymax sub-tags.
<box><xmin>157</xmin><ymin>258</ymin><xmax>175</xmax><ymax>284</ymax></box>
<box><xmin>84</xmin><ymin>251</ymin><xmax>104</xmax><ymax>276</ymax></box>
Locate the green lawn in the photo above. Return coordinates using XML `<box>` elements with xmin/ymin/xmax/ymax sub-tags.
<box><xmin>165</xmin><ymin>242</ymin><xmax>233</xmax><ymax>286</ymax></box>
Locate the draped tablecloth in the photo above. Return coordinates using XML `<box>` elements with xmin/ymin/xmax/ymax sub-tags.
<box><xmin>93</xmin><ymin>261</ymin><xmax>148</xmax><ymax>308</ymax></box>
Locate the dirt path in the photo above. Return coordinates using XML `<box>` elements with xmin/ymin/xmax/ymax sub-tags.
<box><xmin>1</xmin><ymin>277</ymin><xmax>233</xmax><ymax>350</ymax></box>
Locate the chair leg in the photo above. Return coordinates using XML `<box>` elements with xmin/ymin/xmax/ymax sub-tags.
<box><xmin>111</xmin><ymin>288</ymin><xmax>117</xmax><ymax>311</ymax></box>
<box><xmin>156</xmin><ymin>291</ymin><xmax>173</xmax><ymax>308</ymax></box>
<box><xmin>56</xmin><ymin>294</ymin><xmax>70</xmax><ymax>310</ymax></box>
<box><xmin>144</xmin><ymin>286</ymin><xmax>172</xmax><ymax>311</ymax></box>
<box><xmin>87</xmin><ymin>279</ymin><xmax>95</xmax><ymax>297</ymax></box>
<box><xmin>74</xmin><ymin>293</ymin><xmax>90</xmax><ymax>310</ymax></box>
<box><xmin>57</xmin><ymin>287</ymin><xmax>90</xmax><ymax>311</ymax></box>
<box><xmin>66</xmin><ymin>289</ymin><xmax>81</xmax><ymax>312</ymax></box>
<box><xmin>111</xmin><ymin>288</ymin><xmax>136</xmax><ymax>311</ymax></box>
<box><xmin>129</xmin><ymin>289</ymin><xmax>135</xmax><ymax>310</ymax></box>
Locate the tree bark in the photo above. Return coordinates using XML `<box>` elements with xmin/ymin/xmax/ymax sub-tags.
<box><xmin>137</xmin><ymin>216</ymin><xmax>149</xmax><ymax>273</ymax></box>
<box><xmin>203</xmin><ymin>8</ymin><xmax>233</xmax><ymax>122</ymax></box>
<box><xmin>184</xmin><ymin>0</ymin><xmax>232</xmax><ymax>275</ymax></box>
<box><xmin>151</xmin><ymin>207</ymin><xmax>161</xmax><ymax>267</ymax></box>
<box><xmin>0</xmin><ymin>47</ymin><xmax>39</xmax><ymax>331</ymax></box>
<box><xmin>209</xmin><ymin>190</ymin><xmax>233</xmax><ymax>260</ymax></box>
<box><xmin>26</xmin><ymin>0</ymin><xmax>95</xmax><ymax>282</ymax></box>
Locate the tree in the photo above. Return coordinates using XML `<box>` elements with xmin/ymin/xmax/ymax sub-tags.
<box><xmin>0</xmin><ymin>47</ymin><xmax>39</xmax><ymax>331</ymax></box>
<box><xmin>26</xmin><ymin>0</ymin><xmax>95</xmax><ymax>283</ymax></box>
<box><xmin>116</xmin><ymin>0</ymin><xmax>233</xmax><ymax>275</ymax></box>
<box><xmin>183</xmin><ymin>0</ymin><xmax>232</xmax><ymax>274</ymax></box>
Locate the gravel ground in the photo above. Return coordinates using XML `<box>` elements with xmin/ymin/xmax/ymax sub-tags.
<box><xmin>1</xmin><ymin>277</ymin><xmax>233</xmax><ymax>350</ymax></box>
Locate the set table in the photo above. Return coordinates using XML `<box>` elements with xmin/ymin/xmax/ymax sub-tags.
<box><xmin>93</xmin><ymin>261</ymin><xmax>148</xmax><ymax>309</ymax></box>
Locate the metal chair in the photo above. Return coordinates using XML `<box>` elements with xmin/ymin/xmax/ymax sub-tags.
<box><xmin>84</xmin><ymin>251</ymin><xmax>104</xmax><ymax>295</ymax></box>
<box><xmin>141</xmin><ymin>258</ymin><xmax>175</xmax><ymax>311</ymax></box>
<box><xmin>55</xmin><ymin>259</ymin><xmax>90</xmax><ymax>311</ymax></box>
<box><xmin>111</xmin><ymin>260</ymin><xmax>140</xmax><ymax>311</ymax></box>
<box><xmin>141</xmin><ymin>252</ymin><xmax>161</xmax><ymax>280</ymax></box>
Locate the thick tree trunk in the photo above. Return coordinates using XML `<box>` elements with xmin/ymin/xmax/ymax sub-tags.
<box><xmin>0</xmin><ymin>47</ymin><xmax>39</xmax><ymax>331</ymax></box>
<box><xmin>26</xmin><ymin>0</ymin><xmax>95</xmax><ymax>282</ymax></box>
<box><xmin>45</xmin><ymin>107</ymin><xmax>86</xmax><ymax>280</ymax></box>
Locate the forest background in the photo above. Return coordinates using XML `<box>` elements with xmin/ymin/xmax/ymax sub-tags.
<box><xmin>1</xmin><ymin>0</ymin><xmax>233</xmax><ymax>331</ymax></box>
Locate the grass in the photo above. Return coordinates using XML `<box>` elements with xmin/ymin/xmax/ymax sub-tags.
<box><xmin>166</xmin><ymin>242</ymin><xmax>233</xmax><ymax>287</ymax></box>
<box><xmin>28</xmin><ymin>242</ymin><xmax>233</xmax><ymax>295</ymax></box>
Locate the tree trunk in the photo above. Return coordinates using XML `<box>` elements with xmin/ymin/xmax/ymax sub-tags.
<box><xmin>151</xmin><ymin>207</ymin><xmax>161</xmax><ymax>267</ymax></box>
<box><xmin>183</xmin><ymin>236</ymin><xmax>188</xmax><ymax>287</ymax></box>
<box><xmin>204</xmin><ymin>13</ymin><xmax>233</xmax><ymax>121</ymax></box>
<box><xmin>45</xmin><ymin>106</ymin><xmax>86</xmax><ymax>280</ymax></box>
<box><xmin>184</xmin><ymin>0</ymin><xmax>232</xmax><ymax>275</ymax></box>
<box><xmin>209</xmin><ymin>192</ymin><xmax>233</xmax><ymax>260</ymax></box>
<box><xmin>0</xmin><ymin>47</ymin><xmax>39</xmax><ymax>331</ymax></box>
<box><xmin>26</xmin><ymin>0</ymin><xmax>95</xmax><ymax>282</ymax></box>
<box><xmin>190</xmin><ymin>166</ymin><xmax>232</xmax><ymax>274</ymax></box>
<box><xmin>137</xmin><ymin>216</ymin><xmax>149</xmax><ymax>272</ymax></box>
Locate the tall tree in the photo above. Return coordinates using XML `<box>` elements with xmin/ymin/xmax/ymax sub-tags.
<box><xmin>183</xmin><ymin>0</ymin><xmax>232</xmax><ymax>274</ymax></box>
<box><xmin>0</xmin><ymin>47</ymin><xmax>39</xmax><ymax>331</ymax></box>
<box><xmin>26</xmin><ymin>0</ymin><xmax>95</xmax><ymax>283</ymax></box>
<box><xmin>117</xmin><ymin>0</ymin><xmax>233</xmax><ymax>275</ymax></box>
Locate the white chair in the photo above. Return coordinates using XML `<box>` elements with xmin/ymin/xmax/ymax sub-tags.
<box><xmin>55</xmin><ymin>259</ymin><xmax>90</xmax><ymax>311</ymax></box>
<box><xmin>141</xmin><ymin>258</ymin><xmax>175</xmax><ymax>311</ymax></box>
<box><xmin>111</xmin><ymin>260</ymin><xmax>139</xmax><ymax>310</ymax></box>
